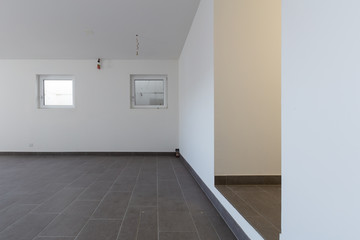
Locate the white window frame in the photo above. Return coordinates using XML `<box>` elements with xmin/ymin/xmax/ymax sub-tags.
<box><xmin>130</xmin><ymin>74</ymin><xmax>168</xmax><ymax>109</ymax></box>
<box><xmin>38</xmin><ymin>75</ymin><xmax>75</xmax><ymax>109</ymax></box>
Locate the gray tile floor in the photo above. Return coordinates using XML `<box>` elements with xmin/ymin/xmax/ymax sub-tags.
<box><xmin>216</xmin><ymin>185</ymin><xmax>281</xmax><ymax>240</ymax></box>
<box><xmin>0</xmin><ymin>155</ymin><xmax>236</xmax><ymax>240</ymax></box>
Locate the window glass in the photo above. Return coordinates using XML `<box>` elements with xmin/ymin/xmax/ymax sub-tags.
<box><xmin>39</xmin><ymin>75</ymin><xmax>74</xmax><ymax>108</ymax></box>
<box><xmin>134</xmin><ymin>80</ymin><xmax>164</xmax><ymax>106</ymax></box>
<box><xmin>44</xmin><ymin>80</ymin><xmax>73</xmax><ymax>106</ymax></box>
<box><xmin>130</xmin><ymin>75</ymin><xmax>167</xmax><ymax>109</ymax></box>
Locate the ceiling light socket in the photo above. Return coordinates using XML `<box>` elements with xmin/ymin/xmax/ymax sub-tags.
<box><xmin>97</xmin><ymin>58</ymin><xmax>101</xmax><ymax>70</ymax></box>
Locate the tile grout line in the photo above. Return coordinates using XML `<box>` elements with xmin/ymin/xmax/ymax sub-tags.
<box><xmin>226</xmin><ymin>185</ymin><xmax>281</xmax><ymax>233</ymax></box>
<box><xmin>73</xmin><ymin>157</ymin><xmax>133</xmax><ymax>240</ymax></box>
<box><xmin>0</xmin><ymin>157</ymin><xmax>91</xmax><ymax>237</ymax></box>
<box><xmin>31</xmin><ymin>158</ymin><xmax>117</xmax><ymax>240</ymax></box>
<box><xmin>115</xmin><ymin>155</ymin><xmax>143</xmax><ymax>240</ymax></box>
<box><xmin>170</xmin><ymin>158</ymin><xmax>203</xmax><ymax>240</ymax></box>
<box><xmin>0</xmin><ymin>157</ymin><xmax>90</xmax><ymax>224</ymax></box>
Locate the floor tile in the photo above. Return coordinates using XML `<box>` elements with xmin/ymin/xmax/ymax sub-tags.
<box><xmin>191</xmin><ymin>211</ymin><xmax>220</xmax><ymax>240</ymax></box>
<box><xmin>0</xmin><ymin>204</ymin><xmax>36</xmax><ymax>231</ymax></box>
<box><xmin>77</xmin><ymin>181</ymin><xmax>113</xmax><ymax>201</ymax></box>
<box><xmin>0</xmin><ymin>155</ymin><xmax>237</xmax><ymax>240</ymax></box>
<box><xmin>110</xmin><ymin>175</ymin><xmax>137</xmax><ymax>192</ymax></box>
<box><xmin>38</xmin><ymin>214</ymin><xmax>88</xmax><ymax>237</ymax></box>
<box><xmin>63</xmin><ymin>200</ymin><xmax>99</xmax><ymax>217</ymax></box>
<box><xmin>216</xmin><ymin>184</ymin><xmax>281</xmax><ymax>240</ymax></box>
<box><xmin>67</xmin><ymin>174</ymin><xmax>101</xmax><ymax>188</ymax></box>
<box><xmin>33</xmin><ymin>188</ymin><xmax>84</xmax><ymax>213</ymax></box>
<box><xmin>75</xmin><ymin>219</ymin><xmax>121</xmax><ymax>240</ymax></box>
<box><xmin>92</xmin><ymin>192</ymin><xmax>131</xmax><ymax>219</ymax></box>
<box><xmin>117</xmin><ymin>206</ymin><xmax>157</xmax><ymax>240</ymax></box>
<box><xmin>0</xmin><ymin>213</ymin><xmax>57</xmax><ymax>240</ymax></box>
<box><xmin>159</xmin><ymin>232</ymin><xmax>199</xmax><ymax>240</ymax></box>
<box><xmin>159</xmin><ymin>211</ymin><xmax>196</xmax><ymax>232</ymax></box>
<box><xmin>34</xmin><ymin>237</ymin><xmax>74</xmax><ymax>240</ymax></box>
<box><xmin>129</xmin><ymin>184</ymin><xmax>157</xmax><ymax>207</ymax></box>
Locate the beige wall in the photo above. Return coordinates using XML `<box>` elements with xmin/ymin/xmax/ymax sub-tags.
<box><xmin>215</xmin><ymin>0</ymin><xmax>281</xmax><ymax>175</ymax></box>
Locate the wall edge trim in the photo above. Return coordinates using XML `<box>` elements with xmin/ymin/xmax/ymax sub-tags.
<box><xmin>179</xmin><ymin>155</ymin><xmax>250</xmax><ymax>240</ymax></box>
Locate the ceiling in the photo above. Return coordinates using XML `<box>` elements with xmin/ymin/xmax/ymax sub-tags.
<box><xmin>0</xmin><ymin>0</ymin><xmax>200</xmax><ymax>59</ymax></box>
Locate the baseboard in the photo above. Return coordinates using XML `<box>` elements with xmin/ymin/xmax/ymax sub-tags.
<box><xmin>179</xmin><ymin>155</ymin><xmax>250</xmax><ymax>240</ymax></box>
<box><xmin>215</xmin><ymin>175</ymin><xmax>281</xmax><ymax>185</ymax></box>
<box><xmin>0</xmin><ymin>152</ymin><xmax>174</xmax><ymax>156</ymax></box>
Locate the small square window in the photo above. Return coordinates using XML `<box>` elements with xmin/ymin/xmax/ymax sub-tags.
<box><xmin>39</xmin><ymin>75</ymin><xmax>74</xmax><ymax>108</ymax></box>
<box><xmin>130</xmin><ymin>75</ymin><xmax>167</xmax><ymax>109</ymax></box>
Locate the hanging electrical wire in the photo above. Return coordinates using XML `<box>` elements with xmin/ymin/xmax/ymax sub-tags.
<box><xmin>136</xmin><ymin>34</ymin><xmax>140</xmax><ymax>56</ymax></box>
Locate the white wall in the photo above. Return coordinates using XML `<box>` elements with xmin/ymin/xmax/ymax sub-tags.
<box><xmin>179</xmin><ymin>0</ymin><xmax>262</xmax><ymax>239</ymax></box>
<box><xmin>179</xmin><ymin>0</ymin><xmax>215</xmax><ymax>186</ymax></box>
<box><xmin>282</xmin><ymin>0</ymin><xmax>360</xmax><ymax>239</ymax></box>
<box><xmin>214</xmin><ymin>0</ymin><xmax>281</xmax><ymax>176</ymax></box>
<box><xmin>0</xmin><ymin>60</ymin><xmax>178</xmax><ymax>152</ymax></box>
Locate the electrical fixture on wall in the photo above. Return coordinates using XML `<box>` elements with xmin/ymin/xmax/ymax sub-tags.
<box><xmin>136</xmin><ymin>34</ymin><xmax>140</xmax><ymax>56</ymax></box>
<box><xmin>97</xmin><ymin>58</ymin><xmax>101</xmax><ymax>70</ymax></box>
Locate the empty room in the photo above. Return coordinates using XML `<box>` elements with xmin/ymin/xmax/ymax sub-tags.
<box><xmin>1</xmin><ymin>0</ymin><xmax>359</xmax><ymax>240</ymax></box>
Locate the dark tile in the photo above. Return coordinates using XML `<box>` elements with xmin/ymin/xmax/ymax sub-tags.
<box><xmin>116</xmin><ymin>207</ymin><xmax>140</xmax><ymax>240</ymax></box>
<box><xmin>0</xmin><ymin>155</ymin><xmax>240</xmax><ymax>240</ymax></box>
<box><xmin>215</xmin><ymin>176</ymin><xmax>227</xmax><ymax>185</ymax></box>
<box><xmin>129</xmin><ymin>184</ymin><xmax>157</xmax><ymax>207</ymax></box>
<box><xmin>17</xmin><ymin>183</ymin><xmax>67</xmax><ymax>204</ymax></box>
<box><xmin>0</xmin><ymin>204</ymin><xmax>36</xmax><ymax>231</ymax></box>
<box><xmin>158</xmin><ymin>198</ymin><xmax>188</xmax><ymax>211</ymax></box>
<box><xmin>259</xmin><ymin>185</ymin><xmax>281</xmax><ymax>202</ymax></box>
<box><xmin>78</xmin><ymin>181</ymin><xmax>113</xmax><ymax>201</ymax></box>
<box><xmin>33</xmin><ymin>188</ymin><xmax>84</xmax><ymax>213</ymax></box>
<box><xmin>137</xmin><ymin>171</ymin><xmax>157</xmax><ymax>185</ymax></box>
<box><xmin>191</xmin><ymin>211</ymin><xmax>220</xmax><ymax>240</ymax></box>
<box><xmin>0</xmin><ymin>197</ymin><xmax>19</xmax><ymax>212</ymax></box>
<box><xmin>134</xmin><ymin>207</ymin><xmax>158</xmax><ymax>240</ymax></box>
<box><xmin>255</xmin><ymin>227</ymin><xmax>279</xmax><ymax>240</ymax></box>
<box><xmin>158</xmin><ymin>180</ymin><xmax>183</xmax><ymax>199</ymax></box>
<box><xmin>67</xmin><ymin>174</ymin><xmax>101</xmax><ymax>188</ymax></box>
<box><xmin>227</xmin><ymin>185</ymin><xmax>262</xmax><ymax>193</ymax></box>
<box><xmin>157</xmin><ymin>162</ymin><xmax>176</xmax><ymax>181</ymax></box>
<box><xmin>178</xmin><ymin>176</ymin><xmax>202</xmax><ymax>192</ymax></box>
<box><xmin>216</xmin><ymin>186</ymin><xmax>259</xmax><ymax>217</ymax></box>
<box><xmin>246</xmin><ymin>216</ymin><xmax>279</xmax><ymax>240</ymax></box>
<box><xmin>158</xmin><ymin>180</ymin><xmax>187</xmax><ymax>211</ymax></box>
<box><xmin>159</xmin><ymin>232</ymin><xmax>199</xmax><ymax>240</ymax></box>
<box><xmin>63</xmin><ymin>200</ymin><xmax>99</xmax><ymax>217</ymax></box>
<box><xmin>55</xmin><ymin>171</ymin><xmax>84</xmax><ymax>184</ymax></box>
<box><xmin>97</xmin><ymin>169</ymin><xmax>122</xmax><ymax>181</ymax></box>
<box><xmin>76</xmin><ymin>220</ymin><xmax>121</xmax><ymax>240</ymax></box>
<box><xmin>208</xmin><ymin>214</ymin><xmax>237</xmax><ymax>240</ymax></box>
<box><xmin>108</xmin><ymin>159</ymin><xmax>129</xmax><ymax>169</ymax></box>
<box><xmin>38</xmin><ymin>214</ymin><xmax>88</xmax><ymax>237</ymax></box>
<box><xmin>0</xmin><ymin>213</ymin><xmax>57</xmax><ymax>240</ymax></box>
<box><xmin>235</xmin><ymin>191</ymin><xmax>280</xmax><ymax>223</ymax></box>
<box><xmin>117</xmin><ymin>206</ymin><xmax>158</xmax><ymax>240</ymax></box>
<box><xmin>0</xmin><ymin>185</ymin><xmax>14</xmax><ymax>197</ymax></box>
<box><xmin>225</xmin><ymin>176</ymin><xmax>281</xmax><ymax>185</ymax></box>
<box><xmin>110</xmin><ymin>175</ymin><xmax>137</xmax><ymax>192</ymax></box>
<box><xmin>34</xmin><ymin>237</ymin><xmax>74</xmax><ymax>240</ymax></box>
<box><xmin>183</xmin><ymin>190</ymin><xmax>216</xmax><ymax>213</ymax></box>
<box><xmin>92</xmin><ymin>192</ymin><xmax>131</xmax><ymax>219</ymax></box>
<box><xmin>217</xmin><ymin>184</ymin><xmax>280</xmax><ymax>240</ymax></box>
<box><xmin>159</xmin><ymin>211</ymin><xmax>196</xmax><ymax>232</ymax></box>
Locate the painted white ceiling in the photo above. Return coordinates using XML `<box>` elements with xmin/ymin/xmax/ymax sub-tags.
<box><xmin>0</xmin><ymin>0</ymin><xmax>200</xmax><ymax>59</ymax></box>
